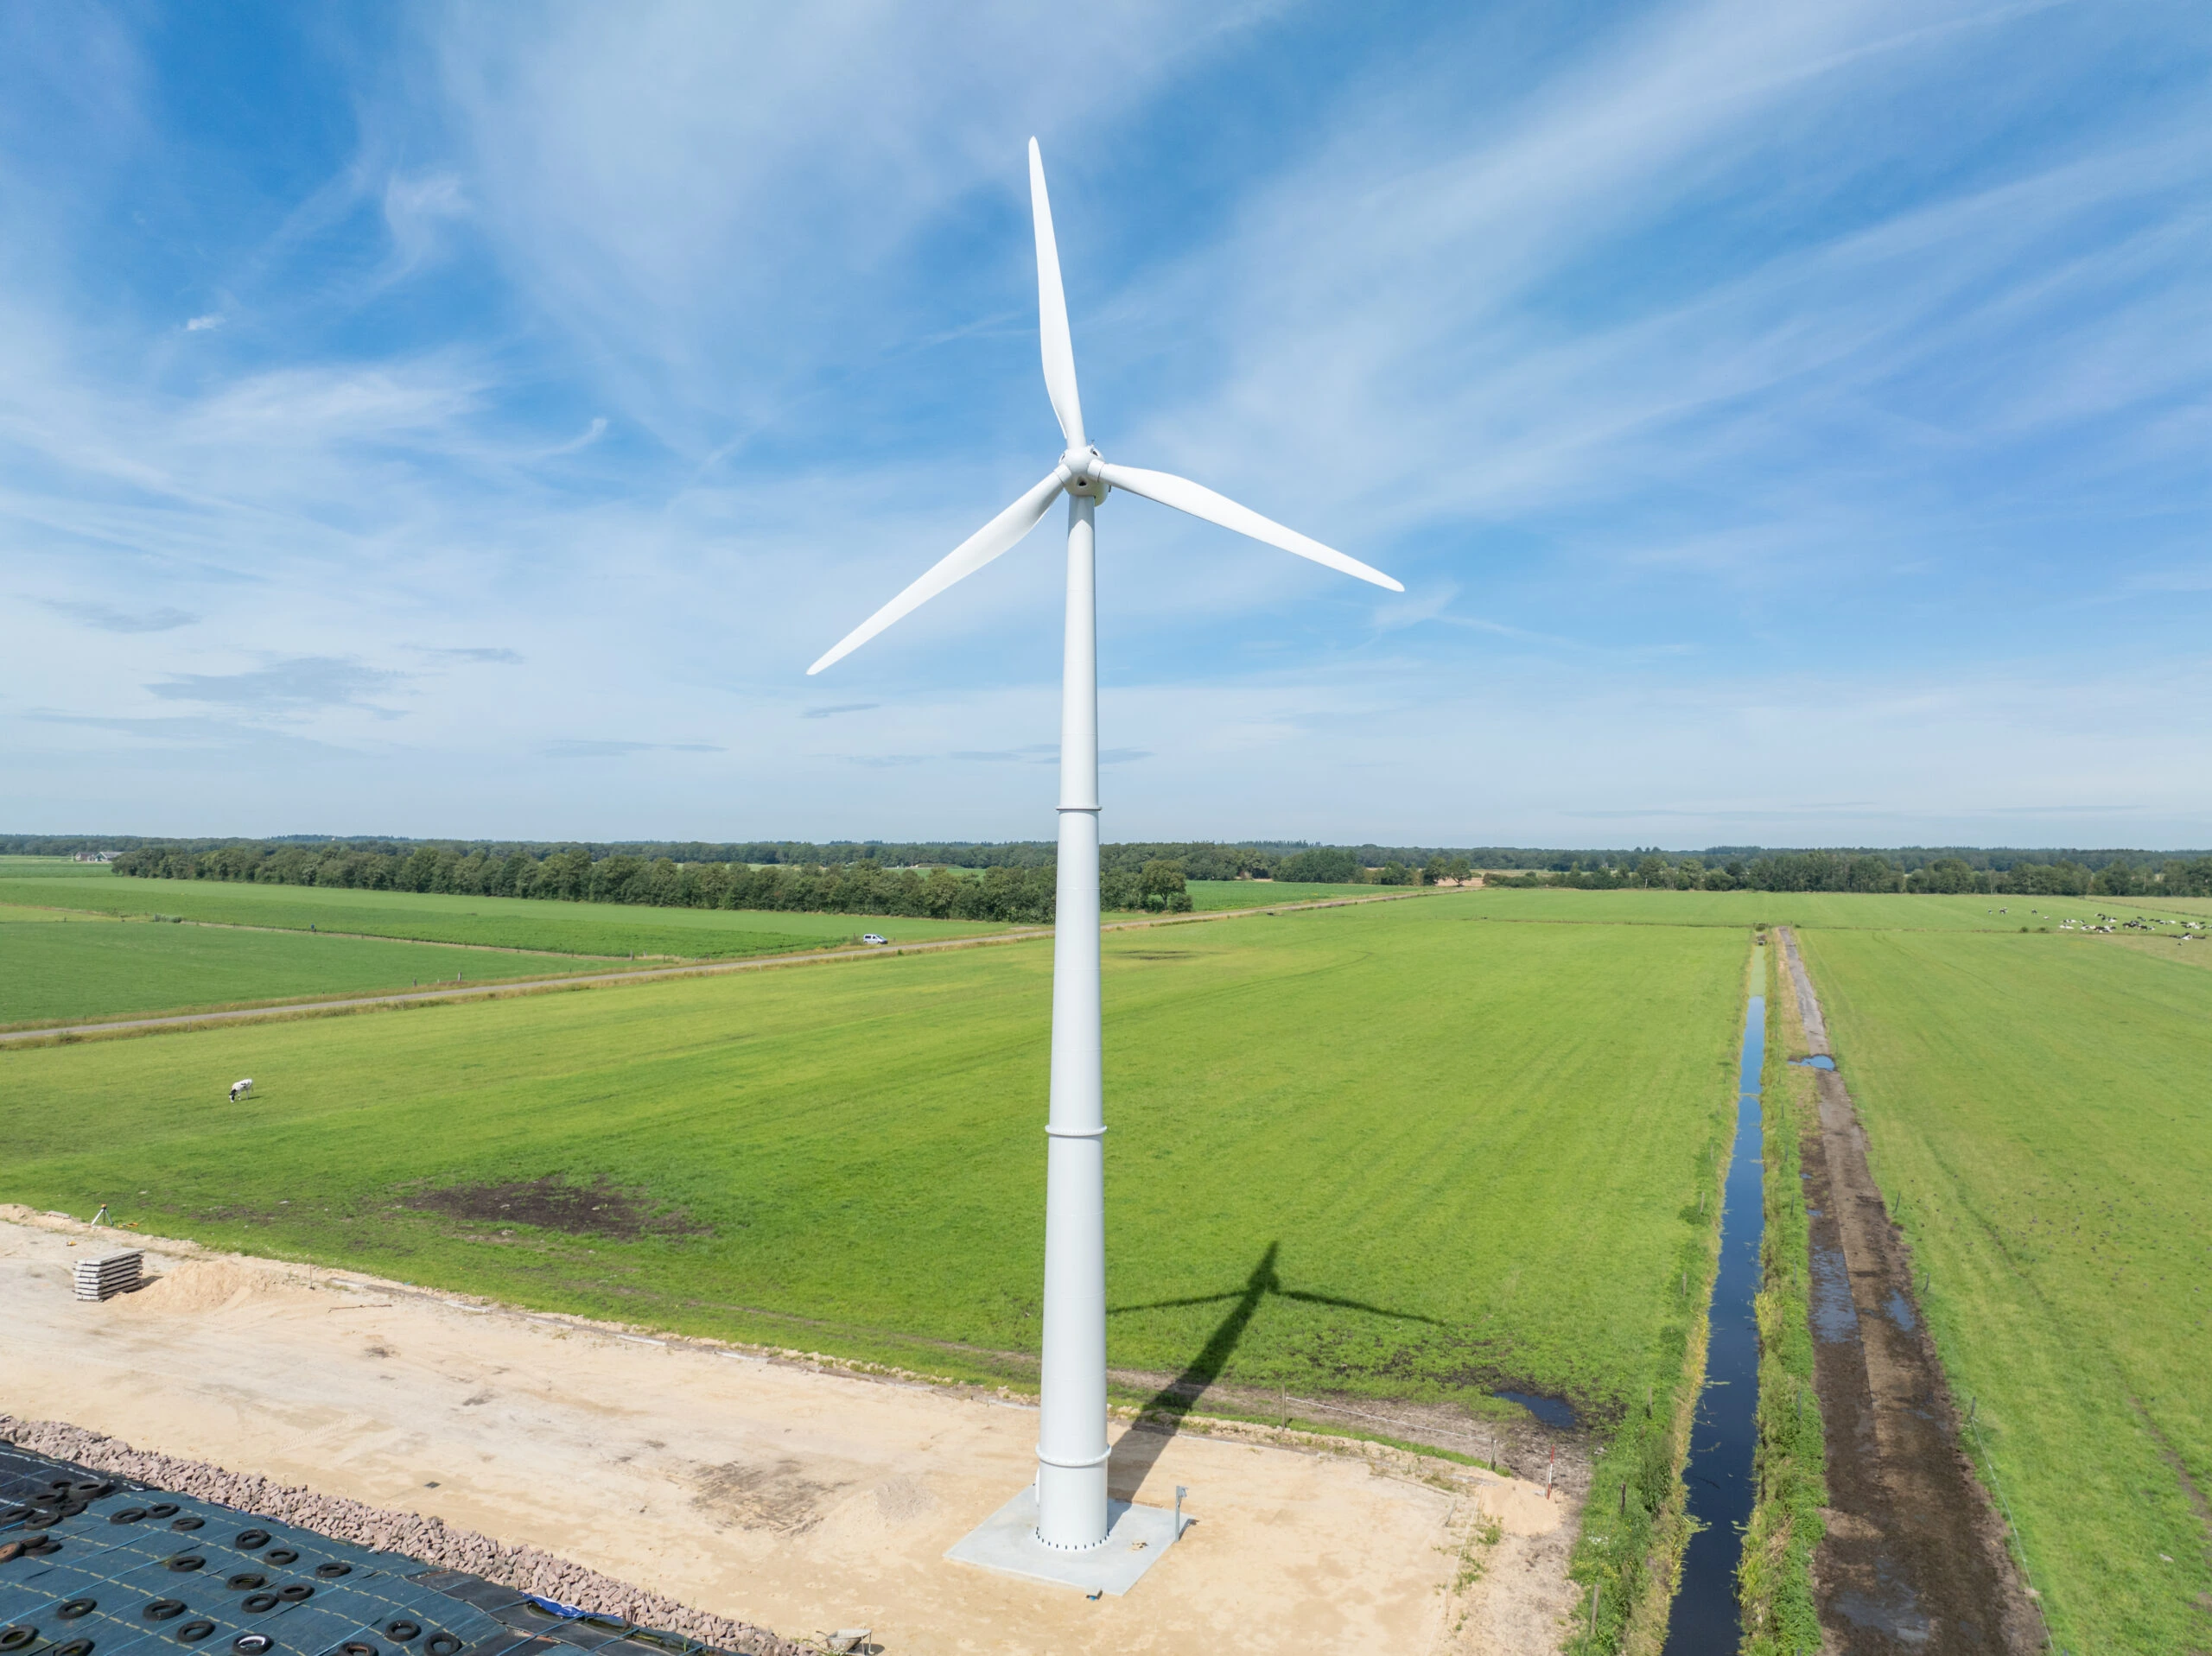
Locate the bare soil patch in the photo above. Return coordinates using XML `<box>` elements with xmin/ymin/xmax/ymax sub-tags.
<box><xmin>402</xmin><ymin>1176</ymin><xmax>708</xmax><ymax>1239</ymax></box>
<box><xmin>1782</xmin><ymin>929</ymin><xmax>2044</xmax><ymax>1653</ymax></box>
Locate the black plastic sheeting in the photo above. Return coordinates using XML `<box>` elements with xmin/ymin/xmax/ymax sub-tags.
<box><xmin>0</xmin><ymin>1448</ymin><xmax>726</xmax><ymax>1656</ymax></box>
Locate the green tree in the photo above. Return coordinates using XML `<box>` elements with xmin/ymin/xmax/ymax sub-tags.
<box><xmin>537</xmin><ymin>847</ymin><xmax>591</xmax><ymax>900</ymax></box>
<box><xmin>1277</xmin><ymin>847</ymin><xmax>1358</xmax><ymax>883</ymax></box>
<box><xmin>2094</xmin><ymin>860</ymin><xmax>2141</xmax><ymax>898</ymax></box>
<box><xmin>1139</xmin><ymin>859</ymin><xmax>1191</xmax><ymax>911</ymax></box>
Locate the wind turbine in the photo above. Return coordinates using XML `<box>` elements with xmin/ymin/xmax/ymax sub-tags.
<box><xmin>809</xmin><ymin>140</ymin><xmax>1401</xmax><ymax>1557</ymax></box>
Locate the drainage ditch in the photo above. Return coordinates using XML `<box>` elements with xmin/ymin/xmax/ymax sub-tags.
<box><xmin>1660</xmin><ymin>992</ymin><xmax>1765</xmax><ymax>1654</ymax></box>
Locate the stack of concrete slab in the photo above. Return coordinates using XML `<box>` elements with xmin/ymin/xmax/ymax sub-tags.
<box><xmin>73</xmin><ymin>1249</ymin><xmax>142</xmax><ymax>1301</ymax></box>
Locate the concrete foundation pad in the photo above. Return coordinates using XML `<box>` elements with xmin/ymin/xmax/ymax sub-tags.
<box><xmin>946</xmin><ymin>1487</ymin><xmax>1182</xmax><ymax>1596</ymax></box>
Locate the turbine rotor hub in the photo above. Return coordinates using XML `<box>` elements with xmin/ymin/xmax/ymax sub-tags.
<box><xmin>1059</xmin><ymin>447</ymin><xmax>1107</xmax><ymax>497</ymax></box>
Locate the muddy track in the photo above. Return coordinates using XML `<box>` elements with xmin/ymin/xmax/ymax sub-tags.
<box><xmin>1780</xmin><ymin>928</ymin><xmax>2044</xmax><ymax>1653</ymax></box>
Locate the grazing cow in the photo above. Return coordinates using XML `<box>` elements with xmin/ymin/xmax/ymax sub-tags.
<box><xmin>229</xmin><ymin>1078</ymin><xmax>254</xmax><ymax>1102</ymax></box>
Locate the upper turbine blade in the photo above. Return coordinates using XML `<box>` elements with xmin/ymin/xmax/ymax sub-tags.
<box><xmin>1028</xmin><ymin>138</ymin><xmax>1085</xmax><ymax>449</ymax></box>
<box><xmin>807</xmin><ymin>470</ymin><xmax>1067</xmax><ymax>676</ymax></box>
<box><xmin>1092</xmin><ymin>462</ymin><xmax>1404</xmax><ymax>593</ymax></box>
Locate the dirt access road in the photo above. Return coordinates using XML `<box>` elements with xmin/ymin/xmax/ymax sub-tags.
<box><xmin>0</xmin><ymin>1211</ymin><xmax>1577</xmax><ymax>1654</ymax></box>
<box><xmin>1777</xmin><ymin>930</ymin><xmax>2044</xmax><ymax>1653</ymax></box>
<box><xmin>0</xmin><ymin>891</ymin><xmax>1445</xmax><ymax>1046</ymax></box>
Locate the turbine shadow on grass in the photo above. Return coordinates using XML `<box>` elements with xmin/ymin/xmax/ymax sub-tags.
<box><xmin>1105</xmin><ymin>1240</ymin><xmax>1440</xmax><ymax>1496</ymax></box>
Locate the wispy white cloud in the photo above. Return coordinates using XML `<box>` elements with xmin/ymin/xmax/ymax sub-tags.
<box><xmin>147</xmin><ymin>657</ymin><xmax>409</xmax><ymax>715</ymax></box>
<box><xmin>381</xmin><ymin>169</ymin><xmax>470</xmax><ymax>277</ymax></box>
<box><xmin>0</xmin><ymin>1</ymin><xmax>2204</xmax><ymax>845</ymax></box>
<box><xmin>543</xmin><ymin>739</ymin><xmax>723</xmax><ymax>759</ymax></box>
<box><xmin>1112</xmin><ymin>0</ymin><xmax>2212</xmax><ymax>576</ymax></box>
<box><xmin>416</xmin><ymin>645</ymin><xmax>524</xmax><ymax>664</ymax></box>
<box><xmin>424</xmin><ymin>1</ymin><xmax>1285</xmax><ymax>453</ymax></box>
<box><xmin>41</xmin><ymin>599</ymin><xmax>199</xmax><ymax>633</ymax></box>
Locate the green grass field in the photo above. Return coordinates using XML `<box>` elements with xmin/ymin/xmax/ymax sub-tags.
<box><xmin>1801</xmin><ymin>928</ymin><xmax>2212</xmax><ymax>1653</ymax></box>
<box><xmin>0</xmin><ymin>856</ymin><xmax>120</xmax><ymax>879</ymax></box>
<box><xmin>0</xmin><ymin>897</ymin><xmax>1748</xmax><ymax>1430</ymax></box>
<box><xmin>0</xmin><ymin>905</ymin><xmax>620</xmax><ymax>1029</ymax></box>
<box><xmin>0</xmin><ymin>867</ymin><xmax>1012</xmax><ymax>959</ymax></box>
<box><xmin>1181</xmin><ymin>879</ymin><xmax>1389</xmax><ymax>910</ymax></box>
<box><xmin>1463</xmin><ymin>887</ymin><xmax>2203</xmax><ymax>931</ymax></box>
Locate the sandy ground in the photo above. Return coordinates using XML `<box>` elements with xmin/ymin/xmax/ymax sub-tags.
<box><xmin>0</xmin><ymin>1212</ymin><xmax>1575</xmax><ymax>1654</ymax></box>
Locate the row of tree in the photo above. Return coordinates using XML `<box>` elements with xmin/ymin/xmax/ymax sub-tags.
<box><xmin>105</xmin><ymin>836</ymin><xmax>1477</xmax><ymax>917</ymax></box>
<box><xmin>96</xmin><ymin>835</ymin><xmax>2212</xmax><ymax>910</ymax></box>
<box><xmin>1484</xmin><ymin>850</ymin><xmax>2212</xmax><ymax>897</ymax></box>
<box><xmin>111</xmin><ymin>842</ymin><xmax>1068</xmax><ymax>922</ymax></box>
<box><xmin>37</xmin><ymin>830</ymin><xmax>2211</xmax><ymax>876</ymax></box>
<box><xmin>107</xmin><ymin>841</ymin><xmax>1214</xmax><ymax>923</ymax></box>
<box><xmin>1903</xmin><ymin>856</ymin><xmax>2212</xmax><ymax>897</ymax></box>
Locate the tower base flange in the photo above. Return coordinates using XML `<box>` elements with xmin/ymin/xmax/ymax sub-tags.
<box><xmin>945</xmin><ymin>1487</ymin><xmax>1182</xmax><ymax>1596</ymax></box>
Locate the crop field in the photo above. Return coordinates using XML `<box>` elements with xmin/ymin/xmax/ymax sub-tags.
<box><xmin>1801</xmin><ymin>927</ymin><xmax>2212</xmax><ymax>1653</ymax></box>
<box><xmin>0</xmin><ymin>905</ymin><xmax>618</xmax><ymax>1029</ymax></box>
<box><xmin>0</xmin><ymin>867</ymin><xmax>1013</xmax><ymax>958</ymax></box>
<box><xmin>1182</xmin><ymin>879</ymin><xmax>1387</xmax><ymax>910</ymax></box>
<box><xmin>0</xmin><ymin>855</ymin><xmax>117</xmax><ymax>878</ymax></box>
<box><xmin>0</xmin><ymin>897</ymin><xmax>1748</xmax><ymax>1430</ymax></box>
<box><xmin>1462</xmin><ymin>887</ymin><xmax>2200</xmax><ymax>931</ymax></box>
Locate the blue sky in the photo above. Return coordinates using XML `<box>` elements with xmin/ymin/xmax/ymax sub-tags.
<box><xmin>4</xmin><ymin>1</ymin><xmax>2207</xmax><ymax>847</ymax></box>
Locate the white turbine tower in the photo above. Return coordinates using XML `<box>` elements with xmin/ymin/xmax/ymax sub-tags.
<box><xmin>810</xmin><ymin>140</ymin><xmax>1400</xmax><ymax>1564</ymax></box>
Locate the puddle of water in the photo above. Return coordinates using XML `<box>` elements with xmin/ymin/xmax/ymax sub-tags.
<box><xmin>1791</xmin><ymin>1055</ymin><xmax>1837</xmax><ymax>1070</ymax></box>
<box><xmin>1491</xmin><ymin>1389</ymin><xmax>1578</xmax><ymax>1431</ymax></box>
<box><xmin>1834</xmin><ymin>1577</ymin><xmax>1935</xmax><ymax>1646</ymax></box>
<box><xmin>1662</xmin><ymin>994</ymin><xmax>1765</xmax><ymax>1655</ymax></box>
<box><xmin>1884</xmin><ymin>1287</ymin><xmax>1917</xmax><ymax>1332</ymax></box>
<box><xmin>1811</xmin><ymin>1240</ymin><xmax>1859</xmax><ymax>1342</ymax></box>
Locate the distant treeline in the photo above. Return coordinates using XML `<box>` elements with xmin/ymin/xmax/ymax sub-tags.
<box><xmin>1486</xmin><ymin>850</ymin><xmax>2212</xmax><ymax>898</ymax></box>
<box><xmin>42</xmin><ymin>834</ymin><xmax>2212</xmax><ymax>911</ymax></box>
<box><xmin>111</xmin><ymin>841</ymin><xmax>1072</xmax><ymax>923</ymax></box>
<box><xmin>18</xmin><ymin>831</ymin><xmax>2209</xmax><ymax>874</ymax></box>
<box><xmin>101</xmin><ymin>837</ymin><xmax>1492</xmax><ymax>923</ymax></box>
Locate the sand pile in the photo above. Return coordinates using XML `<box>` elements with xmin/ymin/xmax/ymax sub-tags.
<box><xmin>115</xmin><ymin>1259</ymin><xmax>260</xmax><ymax>1314</ymax></box>
<box><xmin>0</xmin><ymin>1415</ymin><xmax>807</xmax><ymax>1656</ymax></box>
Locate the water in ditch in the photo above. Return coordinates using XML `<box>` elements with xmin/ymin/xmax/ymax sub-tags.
<box><xmin>1661</xmin><ymin>993</ymin><xmax>1765</xmax><ymax>1654</ymax></box>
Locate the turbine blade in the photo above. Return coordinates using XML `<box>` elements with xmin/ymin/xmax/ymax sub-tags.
<box><xmin>1029</xmin><ymin>138</ymin><xmax>1085</xmax><ymax>448</ymax></box>
<box><xmin>1093</xmin><ymin>462</ymin><xmax>1403</xmax><ymax>592</ymax></box>
<box><xmin>806</xmin><ymin>470</ymin><xmax>1066</xmax><ymax>675</ymax></box>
